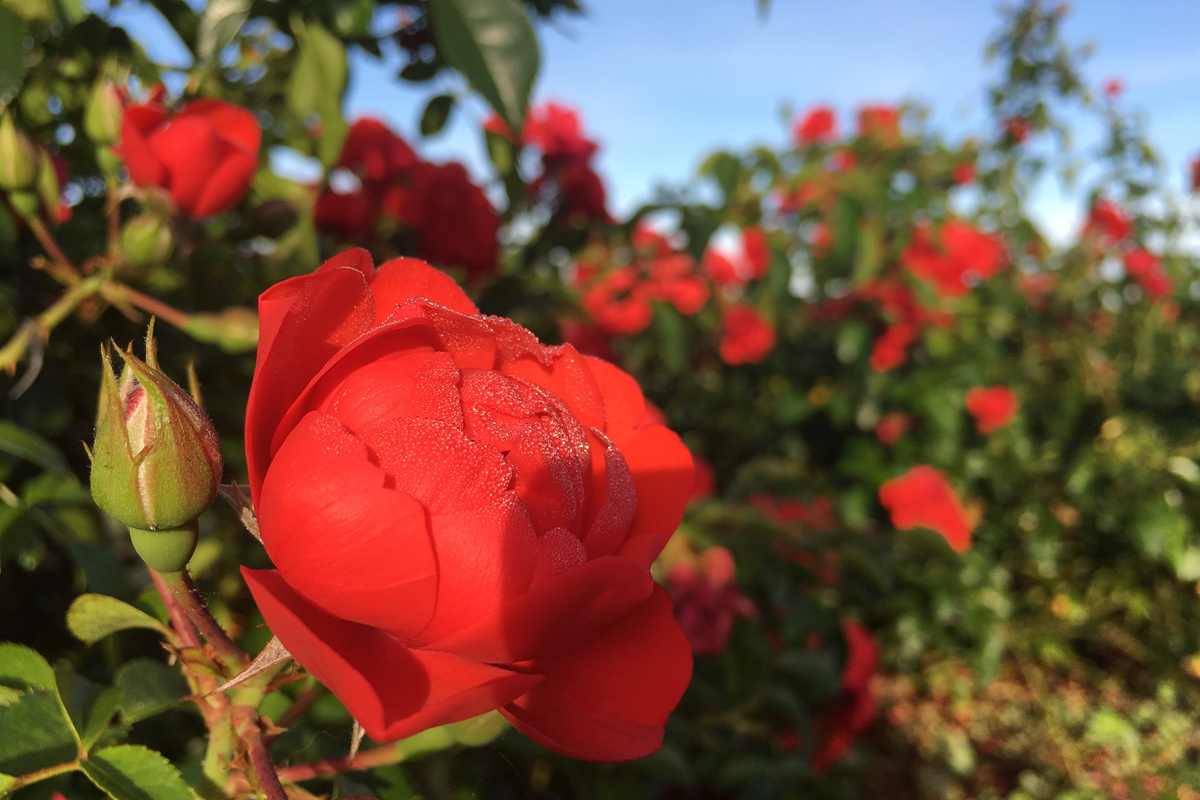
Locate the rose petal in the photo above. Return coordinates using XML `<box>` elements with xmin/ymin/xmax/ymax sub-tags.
<box><xmin>370</xmin><ymin>257</ymin><xmax>479</xmax><ymax>321</ymax></box>
<box><xmin>500</xmin><ymin>585</ymin><xmax>692</xmax><ymax>762</ymax></box>
<box><xmin>612</xmin><ymin>424</ymin><xmax>693</xmax><ymax>550</ymax></box>
<box><xmin>259</xmin><ymin>412</ymin><xmax>438</xmax><ymax>635</ymax></box>
<box><xmin>147</xmin><ymin>115</ymin><xmax>229</xmax><ymax>215</ymax></box>
<box><xmin>246</xmin><ymin>264</ymin><xmax>375</xmax><ymax>500</ymax></box>
<box><xmin>582</xmin><ymin>356</ymin><xmax>646</xmax><ymax>435</ymax></box>
<box><xmin>243</xmin><ymin>568</ymin><xmax>541</xmax><ymax>742</ymax></box>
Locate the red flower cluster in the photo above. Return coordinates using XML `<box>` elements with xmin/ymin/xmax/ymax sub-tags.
<box><xmin>1082</xmin><ymin>198</ymin><xmax>1132</xmax><ymax>245</ymax></box>
<box><xmin>665</xmin><ymin>545</ymin><xmax>756</xmax><ymax>655</ymax></box>
<box><xmin>857</xmin><ymin>104</ymin><xmax>901</xmax><ymax>144</ymax></box>
<box><xmin>878</xmin><ymin>465</ymin><xmax>973</xmax><ymax>552</ymax></box>
<box><xmin>952</xmin><ymin>161</ymin><xmax>976</xmax><ymax>185</ymax></box>
<box><xmin>119</xmin><ymin>89</ymin><xmax>260</xmax><ymax>219</ymax></box>
<box><xmin>1003</xmin><ymin>117</ymin><xmax>1031</xmax><ymax>144</ymax></box>
<box><xmin>702</xmin><ymin>226</ymin><xmax>772</xmax><ymax>287</ymax></box>
<box><xmin>901</xmin><ymin>219</ymin><xmax>1007</xmax><ymax>299</ymax></box>
<box><xmin>751</xmin><ymin>493</ymin><xmax>836</xmax><ymax>534</ymax></box>
<box><xmin>793</xmin><ymin>105</ymin><xmax>838</xmax><ymax>145</ymax></box>
<box><xmin>314</xmin><ymin>119</ymin><xmax>499</xmax><ymax>276</ymax></box>
<box><xmin>719</xmin><ymin>304</ymin><xmax>776</xmax><ymax>365</ymax></box>
<box><xmin>869</xmin><ymin>322</ymin><xmax>916</xmax><ymax>372</ymax></box>
<box><xmin>965</xmin><ymin>385</ymin><xmax>1019</xmax><ymax>434</ymax></box>
<box><xmin>811</xmin><ymin>621</ymin><xmax>879</xmax><ymax>772</ymax></box>
<box><xmin>1080</xmin><ymin>200</ymin><xmax>1172</xmax><ymax>301</ymax></box>
<box><xmin>492</xmin><ymin>101</ymin><xmax>611</xmax><ymax>224</ymax></box>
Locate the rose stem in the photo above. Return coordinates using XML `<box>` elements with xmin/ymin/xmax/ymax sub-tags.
<box><xmin>99</xmin><ymin>282</ymin><xmax>192</xmax><ymax>329</ymax></box>
<box><xmin>28</xmin><ymin>217</ymin><xmax>80</xmax><ymax>280</ymax></box>
<box><xmin>276</xmin><ymin>743</ymin><xmax>413</xmax><ymax>782</ymax></box>
<box><xmin>157</xmin><ymin>569</ymin><xmax>248</xmax><ymax>668</ymax></box>
<box><xmin>264</xmin><ymin>682</ymin><xmax>321</xmax><ymax>746</ymax></box>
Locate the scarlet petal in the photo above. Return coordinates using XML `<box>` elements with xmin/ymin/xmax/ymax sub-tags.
<box><xmin>613</xmin><ymin>424</ymin><xmax>693</xmax><ymax>551</ymax></box>
<box><xmin>370</xmin><ymin>257</ymin><xmax>479</xmax><ymax>322</ymax></box>
<box><xmin>500</xmin><ymin>343</ymin><xmax>606</xmax><ymax>432</ymax></box>
<box><xmin>243</xmin><ymin>569</ymin><xmax>541</xmax><ymax>742</ymax></box>
<box><xmin>119</xmin><ymin>106</ymin><xmax>168</xmax><ymax>188</ymax></box>
<box><xmin>583</xmin><ymin>356</ymin><xmax>646</xmax><ymax>434</ymax></box>
<box><xmin>177</xmin><ymin>99</ymin><xmax>261</xmax><ymax>152</ymax></box>
<box><xmin>189</xmin><ymin>148</ymin><xmax>257</xmax><ymax>218</ymax></box>
<box><xmin>147</xmin><ymin>115</ymin><xmax>229</xmax><ymax>215</ymax></box>
<box><xmin>259</xmin><ymin>412</ymin><xmax>438</xmax><ymax>636</ymax></box>
<box><xmin>501</xmin><ymin>585</ymin><xmax>692</xmax><ymax>762</ymax></box>
<box><xmin>246</xmin><ymin>264</ymin><xmax>375</xmax><ymax>501</ymax></box>
<box><xmin>426</xmin><ymin>555</ymin><xmax>652</xmax><ymax>663</ymax></box>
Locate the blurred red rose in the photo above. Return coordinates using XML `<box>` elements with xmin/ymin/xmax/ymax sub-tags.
<box><xmin>719</xmin><ymin>305</ymin><xmax>776</xmax><ymax>365</ymax></box>
<box><xmin>869</xmin><ymin>322</ymin><xmax>916</xmax><ymax>372</ymax></box>
<box><xmin>741</xmin><ymin>225</ymin><xmax>771</xmax><ymax>280</ymax></box>
<box><xmin>952</xmin><ymin>161</ymin><xmax>976</xmax><ymax>185</ymax></box>
<box><xmin>119</xmin><ymin>94</ymin><xmax>260</xmax><ymax>218</ymax></box>
<box><xmin>400</xmin><ymin>161</ymin><xmax>500</xmax><ymax>276</ymax></box>
<box><xmin>1102</xmin><ymin>77</ymin><xmax>1123</xmax><ymax>99</ymax></box>
<box><xmin>875</xmin><ymin>412</ymin><xmax>912</xmax><ymax>445</ymax></box>
<box><xmin>878</xmin><ymin>465</ymin><xmax>972</xmax><ymax>552</ymax></box>
<box><xmin>702</xmin><ymin>248</ymin><xmax>743</xmax><ymax>287</ymax></box>
<box><xmin>965</xmin><ymin>386</ymin><xmax>1019</xmax><ymax>434</ymax></box>
<box><xmin>793</xmin><ymin>105</ymin><xmax>838</xmax><ymax>145</ymax></box>
<box><xmin>857</xmin><ymin>104</ymin><xmax>900</xmax><ymax>144</ymax></box>
<box><xmin>1123</xmin><ymin>248</ymin><xmax>1173</xmax><ymax>300</ymax></box>
<box><xmin>901</xmin><ymin>219</ymin><xmax>1006</xmax><ymax>298</ymax></box>
<box><xmin>812</xmin><ymin>620</ymin><xmax>879</xmax><ymax>772</ymax></box>
<box><xmin>1003</xmin><ymin>117</ymin><xmax>1030</xmax><ymax>143</ymax></box>
<box><xmin>666</xmin><ymin>546</ymin><xmax>756</xmax><ymax>655</ymax></box>
<box><xmin>1083</xmin><ymin>198</ymin><xmax>1132</xmax><ymax>245</ymax></box>
<box><xmin>583</xmin><ymin>267</ymin><xmax>653</xmax><ymax>335</ymax></box>
<box><xmin>242</xmin><ymin>250</ymin><xmax>694</xmax><ymax>761</ymax></box>
<box><xmin>338</xmin><ymin>117</ymin><xmax>418</xmax><ymax>184</ymax></box>
<box><xmin>1191</xmin><ymin>156</ymin><xmax>1200</xmax><ymax>192</ymax></box>
<box><xmin>645</xmin><ymin>253</ymin><xmax>709</xmax><ymax>315</ymax></box>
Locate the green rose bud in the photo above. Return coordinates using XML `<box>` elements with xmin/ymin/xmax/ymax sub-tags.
<box><xmin>90</xmin><ymin>325</ymin><xmax>223</xmax><ymax>560</ymax></box>
<box><xmin>120</xmin><ymin>212</ymin><xmax>173</xmax><ymax>267</ymax></box>
<box><xmin>0</xmin><ymin>113</ymin><xmax>40</xmax><ymax>192</ymax></box>
<box><xmin>84</xmin><ymin>81</ymin><xmax>124</xmax><ymax>145</ymax></box>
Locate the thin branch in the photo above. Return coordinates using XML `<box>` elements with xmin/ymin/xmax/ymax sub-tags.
<box><xmin>99</xmin><ymin>282</ymin><xmax>192</xmax><ymax>329</ymax></box>
<box><xmin>150</xmin><ymin>568</ymin><xmax>200</xmax><ymax>650</ymax></box>
<box><xmin>28</xmin><ymin>216</ymin><xmax>80</xmax><ymax>280</ymax></box>
<box><xmin>158</xmin><ymin>569</ymin><xmax>248</xmax><ymax>669</ymax></box>
<box><xmin>276</xmin><ymin>742</ymin><xmax>411</xmax><ymax>782</ymax></box>
<box><xmin>247</xmin><ymin>726</ymin><xmax>290</xmax><ymax>800</ymax></box>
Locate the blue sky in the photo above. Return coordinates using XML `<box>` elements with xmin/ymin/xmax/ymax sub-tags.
<box><xmin>105</xmin><ymin>0</ymin><xmax>1200</xmax><ymax>239</ymax></box>
<box><xmin>344</xmin><ymin>0</ymin><xmax>1200</xmax><ymax>239</ymax></box>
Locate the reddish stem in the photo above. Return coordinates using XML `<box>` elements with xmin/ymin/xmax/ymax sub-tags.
<box><xmin>150</xmin><ymin>568</ymin><xmax>201</xmax><ymax>650</ymax></box>
<box><xmin>100</xmin><ymin>283</ymin><xmax>192</xmax><ymax>329</ymax></box>
<box><xmin>28</xmin><ymin>217</ymin><xmax>80</xmax><ymax>280</ymax></box>
<box><xmin>246</xmin><ymin>727</ymin><xmax>291</xmax><ymax>800</ymax></box>
<box><xmin>276</xmin><ymin>745</ymin><xmax>405</xmax><ymax>782</ymax></box>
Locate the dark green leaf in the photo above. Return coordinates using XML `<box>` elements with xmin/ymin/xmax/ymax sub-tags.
<box><xmin>0</xmin><ymin>8</ymin><xmax>28</xmax><ymax>110</ymax></box>
<box><xmin>0</xmin><ymin>690</ymin><xmax>77</xmax><ymax>775</ymax></box>
<box><xmin>0</xmin><ymin>643</ymin><xmax>56</xmax><ymax>697</ymax></box>
<box><xmin>429</xmin><ymin>0</ymin><xmax>539</xmax><ymax>134</ymax></box>
<box><xmin>0</xmin><ymin>420</ymin><xmax>69</xmax><ymax>474</ymax></box>
<box><xmin>419</xmin><ymin>93</ymin><xmax>456</xmax><ymax>137</ymax></box>
<box><xmin>399</xmin><ymin>59</ymin><xmax>441</xmax><ymax>83</ymax></box>
<box><xmin>66</xmin><ymin>594</ymin><xmax>170</xmax><ymax>646</ymax></box>
<box><xmin>81</xmin><ymin>745</ymin><xmax>190</xmax><ymax>800</ymax></box>
<box><xmin>114</xmin><ymin>660</ymin><xmax>187</xmax><ymax>724</ymax></box>
<box><xmin>55</xmin><ymin>664</ymin><xmax>122</xmax><ymax>752</ymax></box>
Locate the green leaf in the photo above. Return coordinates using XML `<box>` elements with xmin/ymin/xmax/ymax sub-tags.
<box><xmin>429</xmin><ymin>0</ymin><xmax>539</xmax><ymax>134</ymax></box>
<box><xmin>286</xmin><ymin>18</ymin><xmax>348</xmax><ymax>167</ymax></box>
<box><xmin>114</xmin><ymin>660</ymin><xmax>187</xmax><ymax>725</ymax></box>
<box><xmin>0</xmin><ymin>8</ymin><xmax>27</xmax><ymax>111</ymax></box>
<box><xmin>0</xmin><ymin>643</ymin><xmax>56</xmax><ymax>696</ymax></box>
<box><xmin>419</xmin><ymin>93</ymin><xmax>456</xmax><ymax>137</ymax></box>
<box><xmin>698</xmin><ymin>151</ymin><xmax>741</xmax><ymax>203</ymax></box>
<box><xmin>197</xmin><ymin>0</ymin><xmax>250</xmax><ymax>68</ymax></box>
<box><xmin>55</xmin><ymin>664</ymin><xmax>122</xmax><ymax>752</ymax></box>
<box><xmin>81</xmin><ymin>745</ymin><xmax>191</xmax><ymax>800</ymax></box>
<box><xmin>0</xmin><ymin>690</ymin><xmax>77</xmax><ymax>775</ymax></box>
<box><xmin>0</xmin><ymin>420</ymin><xmax>69</xmax><ymax>474</ymax></box>
<box><xmin>66</xmin><ymin>594</ymin><xmax>170</xmax><ymax>645</ymax></box>
<box><xmin>852</xmin><ymin>217</ymin><xmax>882</xmax><ymax>286</ymax></box>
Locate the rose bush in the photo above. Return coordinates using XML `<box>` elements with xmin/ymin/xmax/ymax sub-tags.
<box><xmin>240</xmin><ymin>249</ymin><xmax>694</xmax><ymax>762</ymax></box>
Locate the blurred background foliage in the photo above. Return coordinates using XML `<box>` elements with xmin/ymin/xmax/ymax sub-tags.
<box><xmin>2</xmin><ymin>0</ymin><xmax>1200</xmax><ymax>798</ymax></box>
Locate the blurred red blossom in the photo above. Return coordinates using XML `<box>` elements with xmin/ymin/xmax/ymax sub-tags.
<box><xmin>1083</xmin><ymin>198</ymin><xmax>1132</xmax><ymax>245</ymax></box>
<box><xmin>1102</xmin><ymin>77</ymin><xmax>1124</xmax><ymax>99</ymax></box>
<box><xmin>869</xmin><ymin>322</ymin><xmax>916</xmax><ymax>372</ymax></box>
<box><xmin>965</xmin><ymin>386</ymin><xmax>1019</xmax><ymax>434</ymax></box>
<box><xmin>901</xmin><ymin>219</ymin><xmax>1007</xmax><ymax>299</ymax></box>
<box><xmin>875</xmin><ymin>412</ymin><xmax>913</xmax><ymax>445</ymax></box>
<box><xmin>741</xmin><ymin>225</ymin><xmax>772</xmax><ymax>279</ymax></box>
<box><xmin>1003</xmin><ymin>117</ymin><xmax>1030</xmax><ymax>143</ymax></box>
<box><xmin>666</xmin><ymin>546</ymin><xmax>756</xmax><ymax>655</ymax></box>
<box><xmin>879</xmin><ymin>465</ymin><xmax>973</xmax><ymax>552</ymax></box>
<box><xmin>719</xmin><ymin>304</ymin><xmax>776</xmax><ymax>365</ymax></box>
<box><xmin>1123</xmin><ymin>248</ymin><xmax>1173</xmax><ymax>300</ymax></box>
<box><xmin>401</xmin><ymin>161</ymin><xmax>500</xmax><ymax>277</ymax></box>
<box><xmin>952</xmin><ymin>161</ymin><xmax>976</xmax><ymax>185</ymax></box>
<box><xmin>582</xmin><ymin>267</ymin><xmax>653</xmax><ymax>334</ymax></box>
<box><xmin>857</xmin><ymin>104</ymin><xmax>901</xmax><ymax>144</ymax></box>
<box><xmin>811</xmin><ymin>620</ymin><xmax>880</xmax><ymax>772</ymax></box>
<box><xmin>793</xmin><ymin>105</ymin><xmax>838</xmax><ymax>145</ymax></box>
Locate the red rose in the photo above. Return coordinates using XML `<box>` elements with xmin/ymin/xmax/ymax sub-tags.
<box><xmin>583</xmin><ymin>267</ymin><xmax>653</xmax><ymax>335</ymax></box>
<box><xmin>878</xmin><ymin>465</ymin><xmax>972</xmax><ymax>552</ymax></box>
<box><xmin>856</xmin><ymin>104</ymin><xmax>901</xmax><ymax>144</ymax></box>
<box><xmin>965</xmin><ymin>386</ymin><xmax>1019</xmax><ymax>434</ymax></box>
<box><xmin>952</xmin><ymin>162</ymin><xmax>976</xmax><ymax>185</ymax></box>
<box><xmin>901</xmin><ymin>220</ymin><xmax>1006</xmax><ymax>299</ymax></box>
<box><xmin>869</xmin><ymin>322</ymin><xmax>916</xmax><ymax>372</ymax></box>
<box><xmin>1082</xmin><ymin>198</ymin><xmax>1131</xmax><ymax>245</ymax></box>
<box><xmin>119</xmin><ymin>95</ymin><xmax>260</xmax><ymax>219</ymax></box>
<box><xmin>811</xmin><ymin>620</ymin><xmax>879</xmax><ymax>773</ymax></box>
<box><xmin>241</xmin><ymin>251</ymin><xmax>694</xmax><ymax>761</ymax></box>
<box><xmin>741</xmin><ymin>225</ymin><xmax>771</xmax><ymax>280</ymax></box>
<box><xmin>874</xmin><ymin>412</ymin><xmax>912</xmax><ymax>445</ymax></box>
<box><xmin>1123</xmin><ymin>248</ymin><xmax>1173</xmax><ymax>300</ymax></box>
<box><xmin>399</xmin><ymin>161</ymin><xmax>500</xmax><ymax>277</ymax></box>
<box><xmin>793</xmin><ymin>105</ymin><xmax>838</xmax><ymax>145</ymax></box>
<box><xmin>718</xmin><ymin>305</ymin><xmax>776</xmax><ymax>365</ymax></box>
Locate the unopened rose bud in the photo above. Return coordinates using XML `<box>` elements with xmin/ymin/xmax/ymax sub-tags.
<box><xmin>120</xmin><ymin>212</ymin><xmax>173</xmax><ymax>266</ymax></box>
<box><xmin>35</xmin><ymin>150</ymin><xmax>60</xmax><ymax>216</ymax></box>
<box><xmin>90</xmin><ymin>326</ymin><xmax>223</xmax><ymax>570</ymax></box>
<box><xmin>0</xmin><ymin>113</ymin><xmax>40</xmax><ymax>191</ymax></box>
<box><xmin>85</xmin><ymin>81</ymin><xmax>124</xmax><ymax>145</ymax></box>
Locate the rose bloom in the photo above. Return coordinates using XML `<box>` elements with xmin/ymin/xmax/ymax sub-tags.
<box><xmin>874</xmin><ymin>412</ymin><xmax>912</xmax><ymax>445</ymax></box>
<box><xmin>1123</xmin><ymin>248</ymin><xmax>1173</xmax><ymax>300</ymax></box>
<box><xmin>665</xmin><ymin>546</ymin><xmax>755</xmax><ymax>655</ymax></box>
<box><xmin>398</xmin><ymin>161</ymin><xmax>500</xmax><ymax>277</ymax></box>
<box><xmin>1003</xmin><ymin>117</ymin><xmax>1030</xmax><ymax>144</ymax></box>
<box><xmin>241</xmin><ymin>250</ymin><xmax>694</xmax><ymax>761</ymax></box>
<box><xmin>811</xmin><ymin>620</ymin><xmax>879</xmax><ymax>773</ymax></box>
<box><xmin>1082</xmin><ymin>198</ymin><xmax>1131</xmax><ymax>245</ymax></box>
<box><xmin>119</xmin><ymin>94</ymin><xmax>260</xmax><ymax>219</ymax></box>
<box><xmin>718</xmin><ymin>305</ymin><xmax>776</xmax><ymax>365</ymax></box>
<box><xmin>901</xmin><ymin>219</ymin><xmax>1006</xmax><ymax>299</ymax></box>
<box><xmin>952</xmin><ymin>161</ymin><xmax>976</xmax><ymax>185</ymax></box>
<box><xmin>869</xmin><ymin>322</ymin><xmax>916</xmax><ymax>372</ymax></box>
<box><xmin>965</xmin><ymin>386</ymin><xmax>1019</xmax><ymax>435</ymax></box>
<box><xmin>856</xmin><ymin>104</ymin><xmax>900</xmax><ymax>144</ymax></box>
<box><xmin>878</xmin><ymin>465</ymin><xmax>972</xmax><ymax>552</ymax></box>
<box><xmin>793</xmin><ymin>105</ymin><xmax>837</xmax><ymax>145</ymax></box>
<box><xmin>1102</xmin><ymin>77</ymin><xmax>1123</xmax><ymax>100</ymax></box>
<box><xmin>741</xmin><ymin>225</ymin><xmax>771</xmax><ymax>280</ymax></box>
<box><xmin>583</xmin><ymin>267</ymin><xmax>654</xmax><ymax>335</ymax></box>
